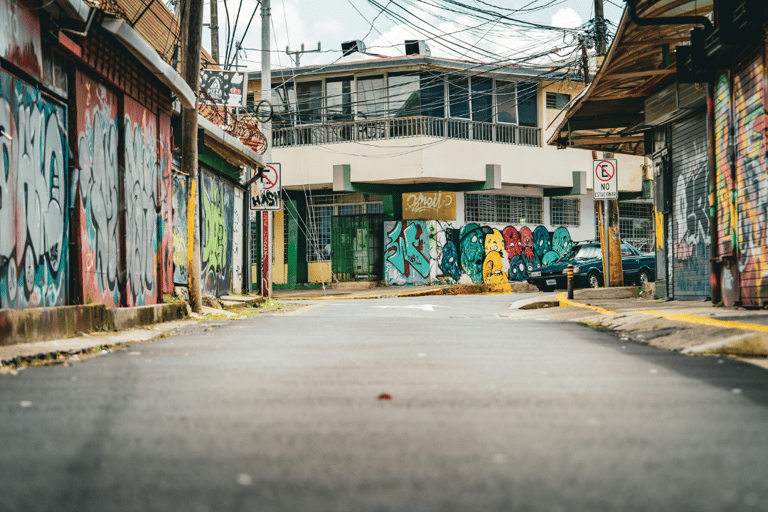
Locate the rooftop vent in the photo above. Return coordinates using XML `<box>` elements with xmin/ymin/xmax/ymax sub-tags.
<box><xmin>341</xmin><ymin>40</ymin><xmax>366</xmax><ymax>57</ymax></box>
<box><xmin>405</xmin><ymin>40</ymin><xmax>431</xmax><ymax>56</ymax></box>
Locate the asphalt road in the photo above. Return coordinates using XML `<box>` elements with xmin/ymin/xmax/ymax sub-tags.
<box><xmin>2</xmin><ymin>294</ymin><xmax>768</xmax><ymax>512</ymax></box>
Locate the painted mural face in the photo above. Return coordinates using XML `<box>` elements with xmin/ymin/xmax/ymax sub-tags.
<box><xmin>439</xmin><ymin>240</ymin><xmax>460</xmax><ymax>282</ymax></box>
<box><xmin>460</xmin><ymin>223</ymin><xmax>484</xmax><ymax>283</ymax></box>
<box><xmin>533</xmin><ymin>225</ymin><xmax>552</xmax><ymax>261</ymax></box>
<box><xmin>520</xmin><ymin>227</ymin><xmax>534</xmax><ymax>255</ymax></box>
<box><xmin>552</xmin><ymin>227</ymin><xmax>573</xmax><ymax>257</ymax></box>
<box><xmin>502</xmin><ymin>226</ymin><xmax>521</xmax><ymax>259</ymax></box>
<box><xmin>482</xmin><ymin>251</ymin><xmax>508</xmax><ymax>284</ymax></box>
<box><xmin>509</xmin><ymin>254</ymin><xmax>527</xmax><ymax>281</ymax></box>
<box><xmin>484</xmin><ymin>228</ymin><xmax>504</xmax><ymax>254</ymax></box>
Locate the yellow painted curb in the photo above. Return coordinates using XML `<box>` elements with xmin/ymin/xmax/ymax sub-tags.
<box><xmin>556</xmin><ymin>293</ymin><xmax>617</xmax><ymax>315</ymax></box>
<box><xmin>635</xmin><ymin>310</ymin><xmax>768</xmax><ymax>333</ymax></box>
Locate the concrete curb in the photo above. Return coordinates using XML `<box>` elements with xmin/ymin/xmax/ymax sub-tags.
<box><xmin>1</xmin><ymin>302</ymin><xmax>189</xmax><ymax>347</ymax></box>
<box><xmin>275</xmin><ymin>282</ymin><xmax>539</xmax><ymax>301</ymax></box>
<box><xmin>510</xmin><ymin>295</ymin><xmax>560</xmax><ymax>310</ymax></box>
<box><xmin>682</xmin><ymin>333</ymin><xmax>768</xmax><ymax>356</ymax></box>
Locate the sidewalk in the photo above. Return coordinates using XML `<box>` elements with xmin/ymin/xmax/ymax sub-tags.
<box><xmin>510</xmin><ymin>287</ymin><xmax>768</xmax><ymax>363</ymax></box>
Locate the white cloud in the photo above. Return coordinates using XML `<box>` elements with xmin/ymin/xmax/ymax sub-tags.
<box><xmin>551</xmin><ymin>8</ymin><xmax>583</xmax><ymax>29</ymax></box>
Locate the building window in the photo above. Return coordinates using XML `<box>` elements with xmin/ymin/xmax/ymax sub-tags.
<box><xmin>326</xmin><ymin>76</ymin><xmax>353</xmax><ymax>122</ymax></box>
<box><xmin>593</xmin><ymin>201</ymin><xmax>654</xmax><ymax>252</ymax></box>
<box><xmin>296</xmin><ymin>80</ymin><xmax>322</xmax><ymax>124</ymax></box>
<box><xmin>357</xmin><ymin>75</ymin><xmax>387</xmax><ymax>119</ymax></box>
<box><xmin>471</xmin><ymin>77</ymin><xmax>493</xmax><ymax>123</ymax></box>
<box><xmin>546</xmin><ymin>92</ymin><xmax>571</xmax><ymax>109</ymax></box>
<box><xmin>465</xmin><ymin>194</ymin><xmax>542</xmax><ymax>224</ymax></box>
<box><xmin>449</xmin><ymin>76</ymin><xmax>470</xmax><ymax>119</ymax></box>
<box><xmin>496</xmin><ymin>80</ymin><xmax>517</xmax><ymax>124</ymax></box>
<box><xmin>550</xmin><ymin>198</ymin><xmax>580</xmax><ymax>226</ymax></box>
<box><xmin>517</xmin><ymin>82</ymin><xmax>538</xmax><ymax>127</ymax></box>
<box><xmin>306</xmin><ymin>194</ymin><xmax>384</xmax><ymax>262</ymax></box>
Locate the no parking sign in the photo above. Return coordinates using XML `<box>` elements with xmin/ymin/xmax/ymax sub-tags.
<box><xmin>250</xmin><ymin>163</ymin><xmax>281</xmax><ymax>211</ymax></box>
<box><xmin>593</xmin><ymin>159</ymin><xmax>617</xmax><ymax>199</ymax></box>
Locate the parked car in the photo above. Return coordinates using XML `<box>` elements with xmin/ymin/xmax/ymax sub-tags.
<box><xmin>527</xmin><ymin>241</ymin><xmax>655</xmax><ymax>292</ymax></box>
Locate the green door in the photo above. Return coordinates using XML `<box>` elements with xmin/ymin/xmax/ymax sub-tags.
<box><xmin>332</xmin><ymin>215</ymin><xmax>383</xmax><ymax>282</ymax></box>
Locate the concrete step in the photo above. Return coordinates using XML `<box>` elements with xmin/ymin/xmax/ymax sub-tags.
<box><xmin>573</xmin><ymin>286</ymin><xmax>640</xmax><ymax>300</ymax></box>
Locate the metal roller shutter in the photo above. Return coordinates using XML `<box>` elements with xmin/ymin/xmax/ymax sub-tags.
<box><xmin>670</xmin><ymin>112</ymin><xmax>711</xmax><ymax>300</ymax></box>
<box><xmin>733</xmin><ymin>51</ymin><xmax>768</xmax><ymax>307</ymax></box>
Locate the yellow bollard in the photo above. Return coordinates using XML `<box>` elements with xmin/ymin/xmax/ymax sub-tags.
<box><xmin>567</xmin><ymin>264</ymin><xmax>574</xmax><ymax>300</ymax></box>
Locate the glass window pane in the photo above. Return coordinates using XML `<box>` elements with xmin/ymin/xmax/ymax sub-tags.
<box><xmin>297</xmin><ymin>80</ymin><xmax>322</xmax><ymax>124</ymax></box>
<box><xmin>357</xmin><ymin>75</ymin><xmax>387</xmax><ymax>119</ymax></box>
<box><xmin>389</xmin><ymin>74</ymin><xmax>421</xmax><ymax>118</ymax></box>
<box><xmin>327</xmin><ymin>77</ymin><xmax>352</xmax><ymax>122</ymax></box>
<box><xmin>471</xmin><ymin>78</ymin><xmax>492</xmax><ymax>123</ymax></box>
<box><xmin>518</xmin><ymin>82</ymin><xmax>538</xmax><ymax>127</ymax></box>
<box><xmin>272</xmin><ymin>83</ymin><xmax>296</xmax><ymax>127</ymax></box>
<box><xmin>449</xmin><ymin>77</ymin><xmax>470</xmax><ymax>119</ymax></box>
<box><xmin>420</xmin><ymin>72</ymin><xmax>444</xmax><ymax>118</ymax></box>
<box><xmin>496</xmin><ymin>80</ymin><xmax>517</xmax><ymax>124</ymax></box>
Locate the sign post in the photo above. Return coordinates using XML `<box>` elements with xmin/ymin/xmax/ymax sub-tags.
<box><xmin>594</xmin><ymin>159</ymin><xmax>617</xmax><ymax>288</ymax></box>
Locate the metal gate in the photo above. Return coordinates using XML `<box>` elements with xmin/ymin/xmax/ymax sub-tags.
<box><xmin>670</xmin><ymin>112</ymin><xmax>711</xmax><ymax>300</ymax></box>
<box><xmin>331</xmin><ymin>215</ymin><xmax>383</xmax><ymax>282</ymax></box>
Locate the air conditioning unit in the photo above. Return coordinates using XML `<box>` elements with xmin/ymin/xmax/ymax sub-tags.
<box><xmin>405</xmin><ymin>40</ymin><xmax>431</xmax><ymax>56</ymax></box>
<box><xmin>341</xmin><ymin>40</ymin><xmax>366</xmax><ymax>57</ymax></box>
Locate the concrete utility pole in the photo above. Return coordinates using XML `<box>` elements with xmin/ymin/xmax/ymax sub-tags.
<box><xmin>286</xmin><ymin>42</ymin><xmax>322</xmax><ymax>67</ymax></box>
<box><xmin>210</xmin><ymin>0</ymin><xmax>220</xmax><ymax>64</ymax></box>
<box><xmin>261</xmin><ymin>0</ymin><xmax>273</xmax><ymax>298</ymax></box>
<box><xmin>180</xmin><ymin>0</ymin><xmax>204</xmax><ymax>312</ymax></box>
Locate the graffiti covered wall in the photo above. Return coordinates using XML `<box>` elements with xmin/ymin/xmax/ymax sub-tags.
<box><xmin>733</xmin><ymin>54</ymin><xmax>768</xmax><ymax>306</ymax></box>
<box><xmin>201</xmin><ymin>169</ymin><xmax>234</xmax><ymax>297</ymax></box>
<box><xmin>172</xmin><ymin>173</ymin><xmax>188</xmax><ymax>285</ymax></box>
<box><xmin>0</xmin><ymin>69</ymin><xmax>68</xmax><ymax>308</ymax></box>
<box><xmin>72</xmin><ymin>71</ymin><xmax>120</xmax><ymax>306</ymax></box>
<box><xmin>124</xmin><ymin>96</ymin><xmax>160</xmax><ymax>306</ymax></box>
<box><xmin>383</xmin><ymin>220</ymin><xmax>573</xmax><ymax>286</ymax></box>
<box><xmin>232</xmin><ymin>188</ymin><xmax>244</xmax><ymax>293</ymax></box>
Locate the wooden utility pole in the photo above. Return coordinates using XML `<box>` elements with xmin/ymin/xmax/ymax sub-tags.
<box><xmin>210</xmin><ymin>0</ymin><xmax>220</xmax><ymax>65</ymax></box>
<box><xmin>180</xmin><ymin>0</ymin><xmax>204</xmax><ymax>312</ymax></box>
<box><xmin>594</xmin><ymin>0</ymin><xmax>607</xmax><ymax>57</ymax></box>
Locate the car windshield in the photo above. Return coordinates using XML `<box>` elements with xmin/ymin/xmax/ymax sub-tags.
<box><xmin>560</xmin><ymin>245</ymin><xmax>602</xmax><ymax>260</ymax></box>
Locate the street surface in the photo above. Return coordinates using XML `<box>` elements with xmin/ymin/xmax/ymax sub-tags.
<box><xmin>2</xmin><ymin>294</ymin><xmax>768</xmax><ymax>512</ymax></box>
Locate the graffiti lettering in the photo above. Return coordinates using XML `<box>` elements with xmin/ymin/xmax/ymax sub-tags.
<box><xmin>172</xmin><ymin>173</ymin><xmax>188</xmax><ymax>284</ymax></box>
<box><xmin>201</xmin><ymin>170</ymin><xmax>234</xmax><ymax>297</ymax></box>
<box><xmin>384</xmin><ymin>220</ymin><xmax>431</xmax><ymax>285</ymax></box>
<box><xmin>0</xmin><ymin>71</ymin><xmax>68</xmax><ymax>308</ymax></box>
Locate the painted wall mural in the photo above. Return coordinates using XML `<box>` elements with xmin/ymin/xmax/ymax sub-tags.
<box><xmin>232</xmin><ymin>188</ymin><xmax>244</xmax><ymax>293</ymax></box>
<box><xmin>0</xmin><ymin>69</ymin><xmax>68</xmax><ymax>309</ymax></box>
<box><xmin>0</xmin><ymin>0</ymin><xmax>43</xmax><ymax>81</ymax></box>
<box><xmin>715</xmin><ymin>73</ymin><xmax>736</xmax><ymax>258</ymax></box>
<box><xmin>384</xmin><ymin>220</ymin><xmax>573</xmax><ymax>286</ymax></box>
<box><xmin>124</xmin><ymin>97</ymin><xmax>159</xmax><ymax>306</ymax></box>
<box><xmin>73</xmin><ymin>71</ymin><xmax>120</xmax><ymax>306</ymax></box>
<box><xmin>172</xmin><ymin>173</ymin><xmax>188</xmax><ymax>285</ymax></box>
<box><xmin>384</xmin><ymin>220</ymin><xmax>431</xmax><ymax>285</ymax></box>
<box><xmin>201</xmin><ymin>169</ymin><xmax>234</xmax><ymax>297</ymax></box>
<box><xmin>157</xmin><ymin>113</ymin><xmax>173</xmax><ymax>298</ymax></box>
<box><xmin>733</xmin><ymin>55</ymin><xmax>768</xmax><ymax>306</ymax></box>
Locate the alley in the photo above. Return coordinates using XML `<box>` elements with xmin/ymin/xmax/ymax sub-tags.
<box><xmin>2</xmin><ymin>294</ymin><xmax>768</xmax><ymax>512</ymax></box>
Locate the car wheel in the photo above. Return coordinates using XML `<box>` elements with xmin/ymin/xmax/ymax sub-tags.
<box><xmin>588</xmin><ymin>271</ymin><xmax>602</xmax><ymax>288</ymax></box>
<box><xmin>637</xmin><ymin>269</ymin><xmax>650</xmax><ymax>286</ymax></box>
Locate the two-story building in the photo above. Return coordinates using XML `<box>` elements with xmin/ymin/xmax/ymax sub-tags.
<box><xmin>247</xmin><ymin>42</ymin><xmax>649</xmax><ymax>287</ymax></box>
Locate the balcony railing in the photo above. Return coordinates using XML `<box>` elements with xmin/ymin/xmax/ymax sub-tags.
<box><xmin>272</xmin><ymin>116</ymin><xmax>542</xmax><ymax>149</ymax></box>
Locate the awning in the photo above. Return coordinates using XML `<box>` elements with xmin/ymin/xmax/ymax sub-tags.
<box><xmin>548</xmin><ymin>0</ymin><xmax>714</xmax><ymax>156</ymax></box>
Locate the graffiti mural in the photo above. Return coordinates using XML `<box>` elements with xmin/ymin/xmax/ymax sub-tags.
<box><xmin>201</xmin><ymin>169</ymin><xmax>234</xmax><ymax>297</ymax></box>
<box><xmin>715</xmin><ymin>73</ymin><xmax>736</xmax><ymax>257</ymax></box>
<box><xmin>384</xmin><ymin>220</ymin><xmax>431</xmax><ymax>285</ymax></box>
<box><xmin>124</xmin><ymin>97</ymin><xmax>159</xmax><ymax>306</ymax></box>
<box><xmin>384</xmin><ymin>220</ymin><xmax>573</xmax><ymax>286</ymax></box>
<box><xmin>172</xmin><ymin>173</ymin><xmax>188</xmax><ymax>285</ymax></box>
<box><xmin>232</xmin><ymin>188</ymin><xmax>243</xmax><ymax>292</ymax></box>
<box><xmin>72</xmin><ymin>72</ymin><xmax>120</xmax><ymax>306</ymax></box>
<box><xmin>157</xmin><ymin>113</ymin><xmax>173</xmax><ymax>298</ymax></box>
<box><xmin>0</xmin><ymin>69</ymin><xmax>68</xmax><ymax>309</ymax></box>
<box><xmin>733</xmin><ymin>55</ymin><xmax>768</xmax><ymax>306</ymax></box>
<box><xmin>673</xmin><ymin>147</ymin><xmax>711</xmax><ymax>263</ymax></box>
<box><xmin>0</xmin><ymin>0</ymin><xmax>43</xmax><ymax>81</ymax></box>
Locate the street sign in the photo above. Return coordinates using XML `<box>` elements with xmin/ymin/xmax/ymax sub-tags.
<box><xmin>593</xmin><ymin>159</ymin><xmax>618</xmax><ymax>199</ymax></box>
<box><xmin>250</xmin><ymin>163</ymin><xmax>281</xmax><ymax>211</ymax></box>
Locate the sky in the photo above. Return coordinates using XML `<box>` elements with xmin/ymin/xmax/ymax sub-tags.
<box><xmin>200</xmin><ymin>0</ymin><xmax>627</xmax><ymax>72</ymax></box>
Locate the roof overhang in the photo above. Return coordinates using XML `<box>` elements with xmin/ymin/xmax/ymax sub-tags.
<box><xmin>101</xmin><ymin>17</ymin><xmax>196</xmax><ymax>109</ymax></box>
<box><xmin>548</xmin><ymin>0</ymin><xmax>714</xmax><ymax>156</ymax></box>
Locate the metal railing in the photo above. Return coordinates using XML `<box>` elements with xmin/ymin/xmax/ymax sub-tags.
<box><xmin>272</xmin><ymin>116</ymin><xmax>541</xmax><ymax>149</ymax></box>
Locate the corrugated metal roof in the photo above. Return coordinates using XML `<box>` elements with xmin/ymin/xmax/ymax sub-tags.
<box><xmin>547</xmin><ymin>0</ymin><xmax>714</xmax><ymax>156</ymax></box>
